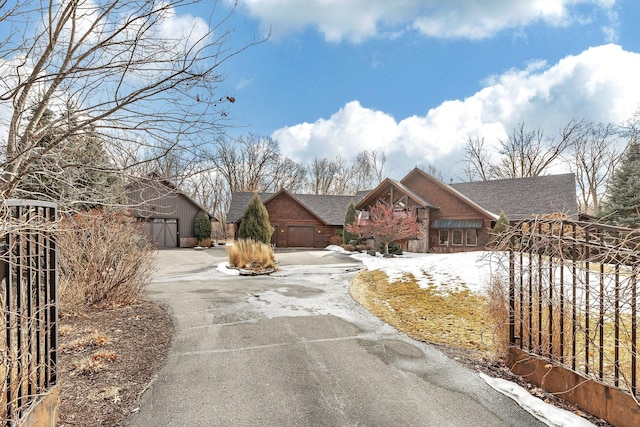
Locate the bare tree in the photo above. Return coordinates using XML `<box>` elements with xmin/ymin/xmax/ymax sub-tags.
<box><xmin>0</xmin><ymin>0</ymin><xmax>260</xmax><ymax>206</ymax></box>
<box><xmin>351</xmin><ymin>150</ymin><xmax>388</xmax><ymax>191</ymax></box>
<box><xmin>309</xmin><ymin>157</ymin><xmax>340</xmax><ymax>195</ymax></box>
<box><xmin>307</xmin><ymin>151</ymin><xmax>388</xmax><ymax>195</ymax></box>
<box><xmin>267</xmin><ymin>157</ymin><xmax>307</xmax><ymax>193</ymax></box>
<box><xmin>212</xmin><ymin>134</ymin><xmax>282</xmax><ymax>192</ymax></box>
<box><xmin>367</xmin><ymin>150</ymin><xmax>389</xmax><ymax>185</ymax></box>
<box><xmin>461</xmin><ymin>136</ymin><xmax>492</xmax><ymax>181</ymax></box>
<box><xmin>417</xmin><ymin>163</ymin><xmax>444</xmax><ymax>181</ymax></box>
<box><xmin>565</xmin><ymin>121</ymin><xmax>622</xmax><ymax>214</ymax></box>
<box><xmin>183</xmin><ymin>167</ymin><xmax>229</xmax><ymax>219</ymax></box>
<box><xmin>491</xmin><ymin>121</ymin><xmax>581</xmax><ymax>179</ymax></box>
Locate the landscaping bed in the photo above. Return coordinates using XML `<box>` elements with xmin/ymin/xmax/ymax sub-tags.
<box><xmin>57</xmin><ymin>301</ymin><xmax>173</xmax><ymax>427</ymax></box>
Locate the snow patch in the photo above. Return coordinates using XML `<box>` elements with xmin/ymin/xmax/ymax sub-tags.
<box><xmin>480</xmin><ymin>373</ymin><xmax>596</xmax><ymax>427</ymax></box>
<box><xmin>217</xmin><ymin>261</ymin><xmax>240</xmax><ymax>276</ymax></box>
<box><xmin>346</xmin><ymin>250</ymin><xmax>497</xmax><ymax>293</ymax></box>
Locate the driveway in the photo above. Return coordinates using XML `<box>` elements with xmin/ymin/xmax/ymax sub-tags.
<box><xmin>126</xmin><ymin>248</ymin><xmax>543</xmax><ymax>427</ymax></box>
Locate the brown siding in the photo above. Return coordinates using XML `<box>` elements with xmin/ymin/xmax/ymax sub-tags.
<box><xmin>402</xmin><ymin>173</ymin><xmax>493</xmax><ymax>252</ymax></box>
<box><xmin>263</xmin><ymin>193</ymin><xmax>334</xmax><ymax>248</ymax></box>
<box><xmin>402</xmin><ymin>173</ymin><xmax>486</xmax><ymax>221</ymax></box>
<box><xmin>127</xmin><ymin>180</ymin><xmax>217</xmax><ymax>247</ymax></box>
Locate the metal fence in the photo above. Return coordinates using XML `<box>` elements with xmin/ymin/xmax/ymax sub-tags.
<box><xmin>507</xmin><ymin>218</ymin><xmax>640</xmax><ymax>397</ymax></box>
<box><xmin>1</xmin><ymin>200</ymin><xmax>58</xmax><ymax>425</ymax></box>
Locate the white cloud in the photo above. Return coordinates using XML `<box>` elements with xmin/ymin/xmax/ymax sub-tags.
<box><xmin>236</xmin><ymin>0</ymin><xmax>616</xmax><ymax>42</ymax></box>
<box><xmin>272</xmin><ymin>44</ymin><xmax>640</xmax><ymax>178</ymax></box>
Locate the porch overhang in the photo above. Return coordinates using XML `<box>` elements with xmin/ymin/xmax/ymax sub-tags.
<box><xmin>431</xmin><ymin>219</ymin><xmax>484</xmax><ymax>229</ymax></box>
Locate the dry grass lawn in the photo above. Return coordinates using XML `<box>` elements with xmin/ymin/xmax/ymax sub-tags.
<box><xmin>350</xmin><ymin>269</ymin><xmax>500</xmax><ymax>358</ymax></box>
<box><xmin>349</xmin><ymin>268</ymin><xmax>612</xmax><ymax>426</ymax></box>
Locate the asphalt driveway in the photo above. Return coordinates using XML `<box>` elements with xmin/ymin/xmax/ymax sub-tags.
<box><xmin>125</xmin><ymin>247</ymin><xmax>543</xmax><ymax>427</ymax></box>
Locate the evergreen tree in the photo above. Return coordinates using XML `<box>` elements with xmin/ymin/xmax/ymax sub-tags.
<box><xmin>194</xmin><ymin>211</ymin><xmax>212</xmax><ymax>245</ymax></box>
<box><xmin>15</xmin><ymin>105</ymin><xmax>124</xmax><ymax>212</ymax></box>
<box><xmin>342</xmin><ymin>200</ymin><xmax>359</xmax><ymax>244</ymax></box>
<box><xmin>599</xmin><ymin>139</ymin><xmax>640</xmax><ymax>227</ymax></box>
<box><xmin>238</xmin><ymin>193</ymin><xmax>273</xmax><ymax>243</ymax></box>
<box><xmin>489</xmin><ymin>211</ymin><xmax>510</xmax><ymax>246</ymax></box>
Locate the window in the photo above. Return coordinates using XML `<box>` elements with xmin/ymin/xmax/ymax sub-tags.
<box><xmin>452</xmin><ymin>229</ymin><xmax>463</xmax><ymax>246</ymax></box>
<box><xmin>466</xmin><ymin>229</ymin><xmax>477</xmax><ymax>246</ymax></box>
<box><xmin>438</xmin><ymin>229</ymin><xmax>449</xmax><ymax>246</ymax></box>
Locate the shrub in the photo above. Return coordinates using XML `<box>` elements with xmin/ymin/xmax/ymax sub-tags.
<box><xmin>379</xmin><ymin>241</ymin><xmax>402</xmax><ymax>255</ymax></box>
<box><xmin>329</xmin><ymin>234</ymin><xmax>342</xmax><ymax>245</ymax></box>
<box><xmin>227</xmin><ymin>239</ymin><xmax>276</xmax><ymax>271</ymax></box>
<box><xmin>342</xmin><ymin>200</ymin><xmax>359</xmax><ymax>244</ymax></box>
<box><xmin>57</xmin><ymin>210</ymin><xmax>156</xmax><ymax>314</ymax></box>
<box><xmin>486</xmin><ymin>273</ymin><xmax>511</xmax><ymax>359</ymax></box>
<box><xmin>489</xmin><ymin>211</ymin><xmax>509</xmax><ymax>248</ymax></box>
<box><xmin>194</xmin><ymin>210</ymin><xmax>211</xmax><ymax>245</ymax></box>
<box><xmin>238</xmin><ymin>193</ymin><xmax>273</xmax><ymax>244</ymax></box>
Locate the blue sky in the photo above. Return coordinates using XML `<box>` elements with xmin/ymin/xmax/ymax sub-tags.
<box><xmin>4</xmin><ymin>0</ymin><xmax>636</xmax><ymax>183</ymax></box>
<box><xmin>187</xmin><ymin>0</ymin><xmax>640</xmax><ymax>181</ymax></box>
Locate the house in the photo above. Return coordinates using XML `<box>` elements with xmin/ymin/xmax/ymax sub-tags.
<box><xmin>450</xmin><ymin>173</ymin><xmax>578</xmax><ymax>220</ymax></box>
<box><xmin>356</xmin><ymin>169</ymin><xmax>578</xmax><ymax>253</ymax></box>
<box><xmin>227</xmin><ymin>190</ymin><xmax>363</xmax><ymax>248</ymax></box>
<box><xmin>127</xmin><ymin>178</ymin><xmax>220</xmax><ymax>248</ymax></box>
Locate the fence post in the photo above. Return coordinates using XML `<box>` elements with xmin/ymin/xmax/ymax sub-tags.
<box><xmin>509</xmin><ymin>239</ymin><xmax>515</xmax><ymax>345</ymax></box>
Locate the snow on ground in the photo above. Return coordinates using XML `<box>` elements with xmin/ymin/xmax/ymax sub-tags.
<box><xmin>480</xmin><ymin>374</ymin><xmax>595</xmax><ymax>427</ymax></box>
<box><xmin>327</xmin><ymin>246</ymin><xmax>502</xmax><ymax>294</ymax></box>
<box><xmin>211</xmin><ymin>246</ymin><xmax>600</xmax><ymax>426</ymax></box>
<box><xmin>326</xmin><ymin>246</ymin><xmax>598</xmax><ymax>426</ymax></box>
<box><xmin>217</xmin><ymin>261</ymin><xmax>239</xmax><ymax>276</ymax></box>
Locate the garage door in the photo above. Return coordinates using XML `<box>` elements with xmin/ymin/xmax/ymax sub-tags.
<box><xmin>143</xmin><ymin>218</ymin><xmax>178</xmax><ymax>248</ymax></box>
<box><xmin>287</xmin><ymin>225</ymin><xmax>315</xmax><ymax>247</ymax></box>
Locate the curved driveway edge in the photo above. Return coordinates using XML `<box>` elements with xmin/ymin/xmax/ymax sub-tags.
<box><xmin>126</xmin><ymin>248</ymin><xmax>543</xmax><ymax>427</ymax></box>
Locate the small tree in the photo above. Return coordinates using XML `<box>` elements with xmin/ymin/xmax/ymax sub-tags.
<box><xmin>345</xmin><ymin>202</ymin><xmax>420</xmax><ymax>254</ymax></box>
<box><xmin>599</xmin><ymin>138</ymin><xmax>640</xmax><ymax>227</ymax></box>
<box><xmin>194</xmin><ymin>211</ymin><xmax>212</xmax><ymax>246</ymax></box>
<box><xmin>489</xmin><ymin>211</ymin><xmax>510</xmax><ymax>247</ymax></box>
<box><xmin>342</xmin><ymin>200</ymin><xmax>359</xmax><ymax>244</ymax></box>
<box><xmin>238</xmin><ymin>193</ymin><xmax>273</xmax><ymax>244</ymax></box>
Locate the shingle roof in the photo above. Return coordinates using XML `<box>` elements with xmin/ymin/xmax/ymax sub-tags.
<box><xmin>294</xmin><ymin>194</ymin><xmax>364</xmax><ymax>225</ymax></box>
<box><xmin>227</xmin><ymin>191</ymin><xmax>365</xmax><ymax>226</ymax></box>
<box><xmin>227</xmin><ymin>192</ymin><xmax>271</xmax><ymax>224</ymax></box>
<box><xmin>450</xmin><ymin>173</ymin><xmax>578</xmax><ymax>220</ymax></box>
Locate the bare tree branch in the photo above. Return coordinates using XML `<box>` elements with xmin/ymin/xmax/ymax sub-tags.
<box><xmin>0</xmin><ymin>0</ymin><xmax>263</xmax><ymax>207</ymax></box>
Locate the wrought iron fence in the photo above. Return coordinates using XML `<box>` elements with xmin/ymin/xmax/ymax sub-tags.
<box><xmin>1</xmin><ymin>200</ymin><xmax>58</xmax><ymax>425</ymax></box>
<box><xmin>507</xmin><ymin>218</ymin><xmax>640</xmax><ymax>397</ymax></box>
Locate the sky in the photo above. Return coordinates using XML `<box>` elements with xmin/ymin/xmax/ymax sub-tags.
<box><xmin>3</xmin><ymin>1</ymin><xmax>640</xmax><ymax>184</ymax></box>
<box><xmin>182</xmin><ymin>0</ymin><xmax>640</xmax><ymax>182</ymax></box>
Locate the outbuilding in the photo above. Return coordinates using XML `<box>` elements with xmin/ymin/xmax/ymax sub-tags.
<box><xmin>127</xmin><ymin>178</ymin><xmax>218</xmax><ymax>248</ymax></box>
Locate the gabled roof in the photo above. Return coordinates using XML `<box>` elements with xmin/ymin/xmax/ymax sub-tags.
<box><xmin>127</xmin><ymin>177</ymin><xmax>215</xmax><ymax>220</ymax></box>
<box><xmin>450</xmin><ymin>173</ymin><xmax>578</xmax><ymax>220</ymax></box>
<box><xmin>356</xmin><ymin>178</ymin><xmax>436</xmax><ymax>210</ymax></box>
<box><xmin>400</xmin><ymin>168</ymin><xmax>499</xmax><ymax>219</ymax></box>
<box><xmin>227</xmin><ymin>191</ymin><xmax>365</xmax><ymax>226</ymax></box>
<box><xmin>226</xmin><ymin>192</ymin><xmax>271</xmax><ymax>224</ymax></box>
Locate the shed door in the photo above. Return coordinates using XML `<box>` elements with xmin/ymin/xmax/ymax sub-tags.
<box><xmin>150</xmin><ymin>218</ymin><xmax>178</xmax><ymax>248</ymax></box>
<box><xmin>287</xmin><ymin>225</ymin><xmax>315</xmax><ymax>247</ymax></box>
